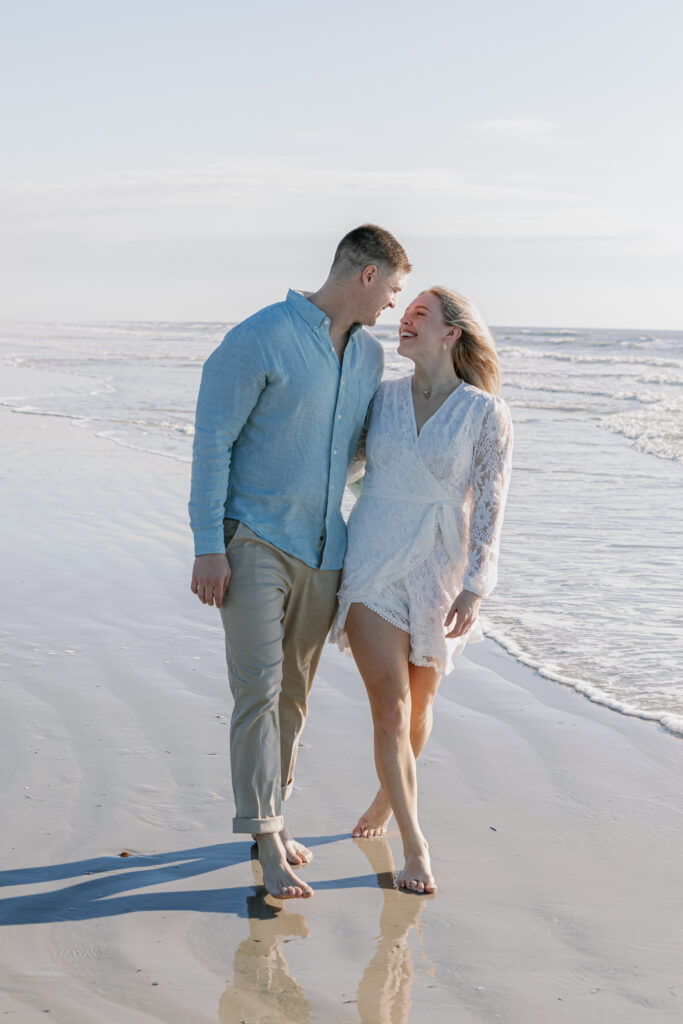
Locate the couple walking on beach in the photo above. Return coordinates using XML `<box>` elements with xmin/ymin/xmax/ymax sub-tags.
<box><xmin>189</xmin><ymin>225</ymin><xmax>513</xmax><ymax>899</ymax></box>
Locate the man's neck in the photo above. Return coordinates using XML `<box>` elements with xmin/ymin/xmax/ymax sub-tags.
<box><xmin>306</xmin><ymin>283</ymin><xmax>357</xmax><ymax>352</ymax></box>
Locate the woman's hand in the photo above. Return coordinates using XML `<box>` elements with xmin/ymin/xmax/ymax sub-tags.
<box><xmin>444</xmin><ymin>590</ymin><xmax>481</xmax><ymax>639</ymax></box>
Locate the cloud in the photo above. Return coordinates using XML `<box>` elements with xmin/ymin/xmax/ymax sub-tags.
<box><xmin>1</xmin><ymin>159</ymin><xmax>676</xmax><ymax>255</ymax></box>
<box><xmin>0</xmin><ymin>160</ymin><xmax>580</xmax><ymax>208</ymax></box>
<box><xmin>474</xmin><ymin>118</ymin><xmax>579</xmax><ymax>146</ymax></box>
<box><xmin>0</xmin><ymin>160</ymin><xmax>590</xmax><ymax>239</ymax></box>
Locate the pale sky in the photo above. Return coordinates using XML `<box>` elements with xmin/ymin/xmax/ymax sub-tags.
<box><xmin>1</xmin><ymin>0</ymin><xmax>682</xmax><ymax>328</ymax></box>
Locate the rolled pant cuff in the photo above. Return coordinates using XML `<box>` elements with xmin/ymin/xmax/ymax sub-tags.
<box><xmin>281</xmin><ymin>782</ymin><xmax>293</xmax><ymax>802</ymax></box>
<box><xmin>233</xmin><ymin>815</ymin><xmax>283</xmax><ymax>835</ymax></box>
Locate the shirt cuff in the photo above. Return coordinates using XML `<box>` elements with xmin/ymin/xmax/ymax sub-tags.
<box><xmin>193</xmin><ymin>527</ymin><xmax>228</xmax><ymax>557</ymax></box>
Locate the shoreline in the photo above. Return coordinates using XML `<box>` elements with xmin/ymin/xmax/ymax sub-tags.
<box><xmin>2</xmin><ymin>403</ymin><xmax>683</xmax><ymax>1022</ymax></box>
<box><xmin>480</xmin><ymin>627</ymin><xmax>683</xmax><ymax>739</ymax></box>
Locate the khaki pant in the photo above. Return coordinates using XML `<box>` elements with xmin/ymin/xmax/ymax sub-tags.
<box><xmin>220</xmin><ymin>521</ymin><xmax>340</xmax><ymax>834</ymax></box>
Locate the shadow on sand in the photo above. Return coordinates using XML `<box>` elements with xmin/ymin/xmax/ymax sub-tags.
<box><xmin>0</xmin><ymin>833</ymin><xmax>377</xmax><ymax>926</ymax></box>
<box><xmin>2</xmin><ymin>834</ymin><xmax>434</xmax><ymax>1020</ymax></box>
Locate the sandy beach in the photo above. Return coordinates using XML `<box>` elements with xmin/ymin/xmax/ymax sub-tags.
<box><xmin>2</xmin><ymin>389</ymin><xmax>683</xmax><ymax>1024</ymax></box>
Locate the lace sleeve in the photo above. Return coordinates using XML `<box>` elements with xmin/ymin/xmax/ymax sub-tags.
<box><xmin>463</xmin><ymin>397</ymin><xmax>513</xmax><ymax>598</ymax></box>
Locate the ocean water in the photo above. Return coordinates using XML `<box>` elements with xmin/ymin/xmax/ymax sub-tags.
<box><xmin>2</xmin><ymin>320</ymin><xmax>682</xmax><ymax>736</ymax></box>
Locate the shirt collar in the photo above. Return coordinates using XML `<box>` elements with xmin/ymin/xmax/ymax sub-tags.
<box><xmin>286</xmin><ymin>289</ymin><xmax>330</xmax><ymax>330</ymax></box>
<box><xmin>286</xmin><ymin>289</ymin><xmax>364</xmax><ymax>339</ymax></box>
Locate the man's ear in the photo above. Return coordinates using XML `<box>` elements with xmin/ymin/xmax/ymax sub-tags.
<box><xmin>360</xmin><ymin>264</ymin><xmax>378</xmax><ymax>287</ymax></box>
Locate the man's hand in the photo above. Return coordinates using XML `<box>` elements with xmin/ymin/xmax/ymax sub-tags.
<box><xmin>191</xmin><ymin>553</ymin><xmax>231</xmax><ymax>608</ymax></box>
<box><xmin>444</xmin><ymin>590</ymin><xmax>482</xmax><ymax>639</ymax></box>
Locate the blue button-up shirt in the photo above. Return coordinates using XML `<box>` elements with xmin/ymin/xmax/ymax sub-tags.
<box><xmin>189</xmin><ymin>290</ymin><xmax>384</xmax><ymax>569</ymax></box>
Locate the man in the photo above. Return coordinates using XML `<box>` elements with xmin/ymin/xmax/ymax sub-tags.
<box><xmin>189</xmin><ymin>225</ymin><xmax>411</xmax><ymax>898</ymax></box>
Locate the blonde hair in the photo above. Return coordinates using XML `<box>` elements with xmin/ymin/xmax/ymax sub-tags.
<box><xmin>428</xmin><ymin>287</ymin><xmax>501</xmax><ymax>395</ymax></box>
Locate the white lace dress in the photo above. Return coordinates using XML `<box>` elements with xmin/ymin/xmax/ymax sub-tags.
<box><xmin>330</xmin><ymin>376</ymin><xmax>513</xmax><ymax>674</ymax></box>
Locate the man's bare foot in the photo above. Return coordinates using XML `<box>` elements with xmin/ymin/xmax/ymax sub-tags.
<box><xmin>280</xmin><ymin>825</ymin><xmax>313</xmax><ymax>866</ymax></box>
<box><xmin>352</xmin><ymin>788</ymin><xmax>393</xmax><ymax>838</ymax></box>
<box><xmin>251</xmin><ymin>827</ymin><xmax>313</xmax><ymax>866</ymax></box>
<box><xmin>253</xmin><ymin>833</ymin><xmax>313</xmax><ymax>899</ymax></box>
<box><xmin>396</xmin><ymin>848</ymin><xmax>437</xmax><ymax>895</ymax></box>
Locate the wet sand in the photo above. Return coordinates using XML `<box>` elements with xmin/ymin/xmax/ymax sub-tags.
<box><xmin>1</xmin><ymin>397</ymin><xmax>683</xmax><ymax>1023</ymax></box>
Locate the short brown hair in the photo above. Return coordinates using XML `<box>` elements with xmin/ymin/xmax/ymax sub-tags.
<box><xmin>331</xmin><ymin>224</ymin><xmax>412</xmax><ymax>277</ymax></box>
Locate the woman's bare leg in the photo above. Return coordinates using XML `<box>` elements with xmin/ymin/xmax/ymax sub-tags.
<box><xmin>408</xmin><ymin>662</ymin><xmax>442</xmax><ymax>757</ymax></box>
<box><xmin>353</xmin><ymin>662</ymin><xmax>442</xmax><ymax>838</ymax></box>
<box><xmin>346</xmin><ymin>604</ymin><xmax>437</xmax><ymax>893</ymax></box>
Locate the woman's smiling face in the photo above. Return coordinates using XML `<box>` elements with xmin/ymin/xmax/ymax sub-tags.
<box><xmin>397</xmin><ymin>291</ymin><xmax>453</xmax><ymax>361</ymax></box>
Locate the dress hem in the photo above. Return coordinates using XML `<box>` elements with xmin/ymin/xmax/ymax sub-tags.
<box><xmin>330</xmin><ymin>600</ymin><xmax>484</xmax><ymax>678</ymax></box>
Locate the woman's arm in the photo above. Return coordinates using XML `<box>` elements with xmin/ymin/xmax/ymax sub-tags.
<box><xmin>463</xmin><ymin>397</ymin><xmax>514</xmax><ymax>596</ymax></box>
<box><xmin>445</xmin><ymin>398</ymin><xmax>513</xmax><ymax>636</ymax></box>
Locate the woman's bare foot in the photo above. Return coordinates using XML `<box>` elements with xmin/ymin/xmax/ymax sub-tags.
<box><xmin>396</xmin><ymin>849</ymin><xmax>437</xmax><ymax>895</ymax></box>
<box><xmin>280</xmin><ymin>825</ymin><xmax>313</xmax><ymax>866</ymax></box>
<box><xmin>253</xmin><ymin>833</ymin><xmax>313</xmax><ymax>899</ymax></box>
<box><xmin>352</xmin><ymin>788</ymin><xmax>393</xmax><ymax>838</ymax></box>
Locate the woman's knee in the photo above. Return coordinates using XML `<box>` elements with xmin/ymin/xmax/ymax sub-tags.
<box><xmin>372</xmin><ymin>692</ymin><xmax>411</xmax><ymax>737</ymax></box>
<box><xmin>410</xmin><ymin>691</ymin><xmax>436</xmax><ymax>726</ymax></box>
<box><xmin>409</xmin><ymin>671</ymin><xmax>440</xmax><ymax>720</ymax></box>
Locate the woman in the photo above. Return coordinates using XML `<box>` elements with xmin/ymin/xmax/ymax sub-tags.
<box><xmin>331</xmin><ymin>287</ymin><xmax>513</xmax><ymax>894</ymax></box>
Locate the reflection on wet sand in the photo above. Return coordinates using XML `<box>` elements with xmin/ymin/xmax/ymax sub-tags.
<box><xmin>218</xmin><ymin>839</ymin><xmax>432</xmax><ymax>1023</ymax></box>
<box><xmin>355</xmin><ymin>838</ymin><xmax>431</xmax><ymax>1024</ymax></box>
<box><xmin>218</xmin><ymin>853</ymin><xmax>312</xmax><ymax>1024</ymax></box>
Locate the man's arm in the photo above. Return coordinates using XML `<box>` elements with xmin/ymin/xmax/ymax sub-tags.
<box><xmin>189</xmin><ymin>326</ymin><xmax>266</xmax><ymax>606</ymax></box>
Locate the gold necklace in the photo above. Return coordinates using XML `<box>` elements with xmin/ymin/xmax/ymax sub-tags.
<box><xmin>414</xmin><ymin>377</ymin><xmax>460</xmax><ymax>400</ymax></box>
